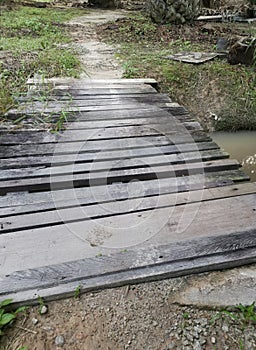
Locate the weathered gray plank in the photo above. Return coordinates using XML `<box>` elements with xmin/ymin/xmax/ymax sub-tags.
<box><xmin>0</xmin><ymin>151</ymin><xmax>232</xmax><ymax>181</ymax></box>
<box><xmin>26</xmin><ymin>77</ymin><xmax>158</xmax><ymax>86</ymax></box>
<box><xmin>7</xmin><ymin>94</ymin><xmax>172</xmax><ymax>114</ymax></box>
<box><xmin>19</xmin><ymin>92</ymin><xmax>163</xmax><ymax>103</ymax></box>
<box><xmin>1</xmin><ymin>181</ymin><xmax>255</xmax><ymax>218</ymax></box>
<box><xmin>0</xmin><ymin>159</ymin><xmax>241</xmax><ymax>195</ymax></box>
<box><xmin>0</xmin><ymin>193</ymin><xmax>255</xmax><ymax>279</ymax></box>
<box><xmin>0</xmin><ymin>142</ymin><xmax>220</xmax><ymax>169</ymax></box>
<box><xmin>0</xmin><ymin>168</ymin><xmax>248</xmax><ymax>202</ymax></box>
<box><xmin>0</xmin><ymin>133</ymin><xmax>212</xmax><ymax>158</ymax></box>
<box><xmin>24</xmin><ymin>86</ymin><xmax>158</xmax><ymax>99</ymax></box>
<box><xmin>62</xmin><ymin>117</ymin><xmax>201</xmax><ymax>131</ymax></box>
<box><xmin>1</xmin><ymin>174</ymin><xmax>250</xmax><ymax>218</ymax></box>
<box><xmin>71</xmin><ymin>106</ymin><xmax>179</xmax><ymax>120</ymax></box>
<box><xmin>1</xmin><ymin>180</ymin><xmax>255</xmax><ymax>234</ymax></box>
<box><xmin>5</xmin><ymin>102</ymin><xmax>177</xmax><ymax>118</ymax></box>
<box><xmin>0</xmin><ymin>116</ymin><xmax>201</xmax><ymax>134</ymax></box>
<box><xmin>0</xmin><ymin>126</ymin><xmax>172</xmax><ymax>144</ymax></box>
<box><xmin>0</xmin><ymin>127</ymin><xmax>210</xmax><ymax>146</ymax></box>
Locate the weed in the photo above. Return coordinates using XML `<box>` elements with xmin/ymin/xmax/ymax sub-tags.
<box><xmin>236</xmin><ymin>302</ymin><xmax>256</xmax><ymax>324</ymax></box>
<box><xmin>37</xmin><ymin>295</ymin><xmax>46</xmax><ymax>314</ymax></box>
<box><xmin>74</xmin><ymin>285</ymin><xmax>82</xmax><ymax>299</ymax></box>
<box><xmin>239</xmin><ymin>339</ymin><xmax>245</xmax><ymax>350</ymax></box>
<box><xmin>122</xmin><ymin>62</ymin><xmax>140</xmax><ymax>78</ymax></box>
<box><xmin>210</xmin><ymin>312</ymin><xmax>221</xmax><ymax>325</ymax></box>
<box><xmin>0</xmin><ymin>299</ymin><xmax>27</xmax><ymax>336</ymax></box>
<box><xmin>211</xmin><ymin>302</ymin><xmax>256</xmax><ymax>332</ymax></box>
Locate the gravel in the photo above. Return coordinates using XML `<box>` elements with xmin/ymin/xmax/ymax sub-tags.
<box><xmin>3</xmin><ymin>278</ymin><xmax>255</xmax><ymax>350</ymax></box>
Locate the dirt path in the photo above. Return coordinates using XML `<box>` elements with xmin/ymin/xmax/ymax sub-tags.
<box><xmin>67</xmin><ymin>9</ymin><xmax>128</xmax><ymax>79</ymax></box>
<box><xmin>1</xmin><ymin>9</ymin><xmax>256</xmax><ymax>350</ymax></box>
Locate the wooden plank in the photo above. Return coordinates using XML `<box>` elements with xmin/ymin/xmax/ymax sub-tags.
<box><xmin>6</xmin><ymin>106</ymin><xmax>189</xmax><ymax>124</ymax></box>
<box><xmin>2</xmin><ymin>241</ymin><xmax>256</xmax><ymax>305</ymax></box>
<box><xmin>69</xmin><ymin>78</ymin><xmax>159</xmax><ymax>86</ymax></box>
<box><xmin>0</xmin><ymin>133</ymin><xmax>212</xmax><ymax>158</ymax></box>
<box><xmin>26</xmin><ymin>77</ymin><xmax>158</xmax><ymax>86</ymax></box>
<box><xmin>0</xmin><ymin>159</ymin><xmax>239</xmax><ymax>195</ymax></box>
<box><xmin>25</xmin><ymin>87</ymin><xmax>159</xmax><ymax>98</ymax></box>
<box><xmin>65</xmin><ymin>118</ymin><xmax>201</xmax><ymax>131</ymax></box>
<box><xmin>5</xmin><ymin>102</ymin><xmax>174</xmax><ymax>118</ymax></box>
<box><xmin>0</xmin><ymin>142</ymin><xmax>221</xmax><ymax>169</ymax></box>
<box><xmin>0</xmin><ymin>151</ymin><xmax>234</xmax><ymax>181</ymax></box>
<box><xmin>0</xmin><ymin>117</ymin><xmax>201</xmax><ymax>133</ymax></box>
<box><xmin>0</xmin><ymin>125</ymin><xmax>176</xmax><ymax>144</ymax></box>
<box><xmin>0</xmin><ymin>169</ymin><xmax>237</xmax><ymax>209</ymax></box>
<box><xmin>0</xmin><ymin>168</ymin><xmax>248</xmax><ymax>198</ymax></box>
<box><xmin>1</xmin><ymin>181</ymin><xmax>255</xmax><ymax>219</ymax></box>
<box><xmin>20</xmin><ymin>91</ymin><xmax>163</xmax><ymax>103</ymax></box>
<box><xmin>0</xmin><ymin>193</ymin><xmax>255</xmax><ymax>278</ymax></box>
<box><xmin>0</xmin><ymin>127</ymin><xmax>210</xmax><ymax>146</ymax></box>
<box><xmin>1</xmin><ymin>181</ymin><xmax>255</xmax><ymax>234</ymax></box>
<box><xmin>8</xmin><ymin>93</ymin><xmax>172</xmax><ymax>111</ymax></box>
<box><xmin>68</xmin><ymin>106</ymin><xmax>172</xmax><ymax>120</ymax></box>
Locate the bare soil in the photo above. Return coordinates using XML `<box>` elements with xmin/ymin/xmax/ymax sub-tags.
<box><xmin>66</xmin><ymin>9</ymin><xmax>127</xmax><ymax>78</ymax></box>
<box><xmin>2</xmin><ymin>278</ymin><xmax>256</xmax><ymax>350</ymax></box>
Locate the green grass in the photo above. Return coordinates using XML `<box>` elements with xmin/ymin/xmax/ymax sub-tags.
<box><xmin>99</xmin><ymin>13</ymin><xmax>256</xmax><ymax>131</ymax></box>
<box><xmin>0</xmin><ymin>6</ymin><xmax>85</xmax><ymax>115</ymax></box>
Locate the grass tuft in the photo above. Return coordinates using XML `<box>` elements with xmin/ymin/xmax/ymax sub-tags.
<box><xmin>98</xmin><ymin>14</ymin><xmax>256</xmax><ymax>131</ymax></box>
<box><xmin>0</xmin><ymin>6</ymin><xmax>85</xmax><ymax>116</ymax></box>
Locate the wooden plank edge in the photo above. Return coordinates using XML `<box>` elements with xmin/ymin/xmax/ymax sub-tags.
<box><xmin>1</xmin><ymin>229</ymin><xmax>256</xmax><ymax>306</ymax></box>
<box><xmin>26</xmin><ymin>78</ymin><xmax>158</xmax><ymax>87</ymax></box>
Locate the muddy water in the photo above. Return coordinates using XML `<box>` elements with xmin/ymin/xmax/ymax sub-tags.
<box><xmin>211</xmin><ymin>131</ymin><xmax>256</xmax><ymax>182</ymax></box>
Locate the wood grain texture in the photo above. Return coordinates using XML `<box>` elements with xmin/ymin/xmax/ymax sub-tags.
<box><xmin>0</xmin><ymin>141</ymin><xmax>220</xmax><ymax>169</ymax></box>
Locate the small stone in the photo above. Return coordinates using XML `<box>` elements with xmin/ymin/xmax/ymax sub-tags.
<box><xmin>222</xmin><ymin>324</ymin><xmax>229</xmax><ymax>333</ymax></box>
<box><xmin>168</xmin><ymin>342</ymin><xmax>176</xmax><ymax>349</ymax></box>
<box><xmin>182</xmin><ymin>340</ymin><xmax>189</xmax><ymax>346</ymax></box>
<box><xmin>55</xmin><ymin>335</ymin><xmax>65</xmax><ymax>347</ymax></box>
<box><xmin>211</xmin><ymin>336</ymin><xmax>216</xmax><ymax>344</ymax></box>
<box><xmin>194</xmin><ymin>325</ymin><xmax>202</xmax><ymax>334</ymax></box>
<box><xmin>200</xmin><ymin>338</ymin><xmax>207</xmax><ymax>345</ymax></box>
<box><xmin>40</xmin><ymin>305</ymin><xmax>48</xmax><ymax>314</ymax></box>
<box><xmin>186</xmin><ymin>333</ymin><xmax>193</xmax><ymax>342</ymax></box>
<box><xmin>152</xmin><ymin>321</ymin><xmax>158</xmax><ymax>327</ymax></box>
<box><xmin>32</xmin><ymin>318</ymin><xmax>38</xmax><ymax>325</ymax></box>
<box><xmin>194</xmin><ymin>340</ymin><xmax>202</xmax><ymax>350</ymax></box>
<box><xmin>42</xmin><ymin>326</ymin><xmax>54</xmax><ymax>332</ymax></box>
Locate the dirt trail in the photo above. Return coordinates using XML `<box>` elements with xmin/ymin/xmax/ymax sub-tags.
<box><xmin>67</xmin><ymin>9</ymin><xmax>128</xmax><ymax>79</ymax></box>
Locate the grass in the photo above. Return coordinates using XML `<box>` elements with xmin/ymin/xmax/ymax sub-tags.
<box><xmin>0</xmin><ymin>6</ymin><xmax>85</xmax><ymax>116</ymax></box>
<box><xmin>0</xmin><ymin>299</ymin><xmax>27</xmax><ymax>337</ymax></box>
<box><xmin>98</xmin><ymin>13</ymin><xmax>256</xmax><ymax>131</ymax></box>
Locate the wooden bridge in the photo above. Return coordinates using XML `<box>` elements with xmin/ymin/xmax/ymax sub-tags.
<box><xmin>0</xmin><ymin>78</ymin><xmax>256</xmax><ymax>304</ymax></box>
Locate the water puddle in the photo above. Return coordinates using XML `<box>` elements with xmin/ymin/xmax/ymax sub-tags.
<box><xmin>211</xmin><ymin>131</ymin><xmax>256</xmax><ymax>182</ymax></box>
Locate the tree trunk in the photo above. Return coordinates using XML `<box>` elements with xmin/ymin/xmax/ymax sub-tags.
<box><xmin>147</xmin><ymin>0</ymin><xmax>202</xmax><ymax>24</ymax></box>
